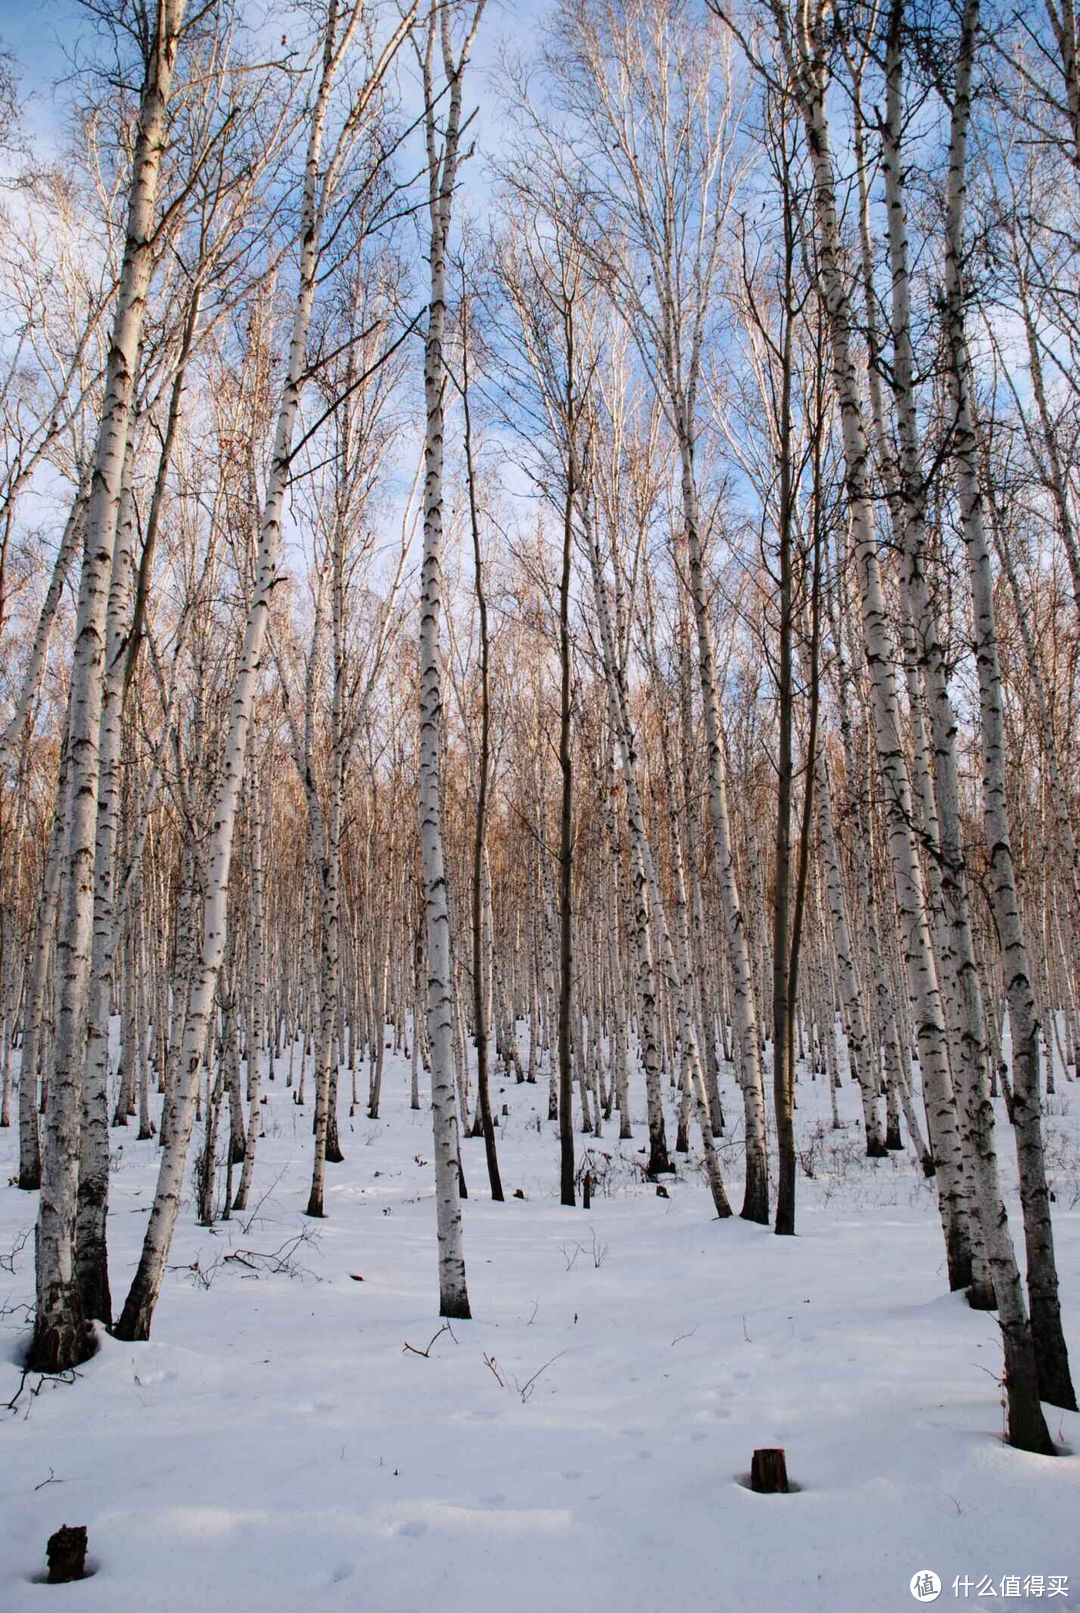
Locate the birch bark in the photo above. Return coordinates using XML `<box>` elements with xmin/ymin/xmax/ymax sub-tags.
<box><xmin>776</xmin><ymin>0</ymin><xmax>971</xmax><ymax>1288</ymax></box>
<box><xmin>115</xmin><ymin>0</ymin><xmax>403</xmax><ymax>1338</ymax></box>
<box><xmin>30</xmin><ymin>0</ymin><xmax>187</xmax><ymax>1372</ymax></box>
<box><xmin>417</xmin><ymin>0</ymin><xmax>485</xmax><ymax>1314</ymax></box>
<box><xmin>941</xmin><ymin>0</ymin><xmax>1075</xmax><ymax>1412</ymax></box>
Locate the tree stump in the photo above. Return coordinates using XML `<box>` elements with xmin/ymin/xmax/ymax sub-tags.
<box><xmin>46</xmin><ymin>1525</ymin><xmax>88</xmax><ymax>1583</ymax></box>
<box><xmin>750</xmin><ymin>1448</ymin><xmax>789</xmax><ymax>1493</ymax></box>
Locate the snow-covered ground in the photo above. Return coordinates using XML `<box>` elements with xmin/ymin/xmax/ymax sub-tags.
<box><xmin>2</xmin><ymin>1046</ymin><xmax>1078</xmax><ymax>1612</ymax></box>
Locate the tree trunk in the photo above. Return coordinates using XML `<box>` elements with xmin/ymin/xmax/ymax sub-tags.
<box><xmin>941</xmin><ymin>0</ymin><xmax>1073</xmax><ymax>1416</ymax></box>
<box><xmin>30</xmin><ymin>0</ymin><xmax>187</xmax><ymax>1373</ymax></box>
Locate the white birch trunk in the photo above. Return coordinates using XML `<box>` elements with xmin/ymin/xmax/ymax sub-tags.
<box><xmin>678</xmin><ymin>465</ymin><xmax>769</xmax><ymax>1221</ymax></box>
<box><xmin>417</xmin><ymin>0</ymin><xmax>485</xmax><ymax>1318</ymax></box>
<box><xmin>116</xmin><ymin>2</ymin><xmax>365</xmax><ymax>1340</ymax></box>
<box><xmin>0</xmin><ymin>492</ymin><xmax>85</xmax><ymax>777</ymax></box>
<box><xmin>76</xmin><ymin>434</ymin><xmax>136</xmax><ymax>1323</ymax></box>
<box><xmin>780</xmin><ymin>0</ymin><xmax>970</xmax><ymax>1287</ymax></box>
<box><xmin>941</xmin><ymin>0</ymin><xmax>1074</xmax><ymax>1414</ymax></box>
<box><xmin>30</xmin><ymin>0</ymin><xmax>187</xmax><ymax>1372</ymax></box>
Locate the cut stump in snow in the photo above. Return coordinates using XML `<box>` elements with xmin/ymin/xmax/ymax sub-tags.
<box><xmin>750</xmin><ymin>1449</ymin><xmax>789</xmax><ymax>1493</ymax></box>
<box><xmin>46</xmin><ymin>1525</ymin><xmax>88</xmax><ymax>1583</ymax></box>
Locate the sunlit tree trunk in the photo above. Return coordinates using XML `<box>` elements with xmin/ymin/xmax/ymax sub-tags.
<box><xmin>417</xmin><ymin>0</ymin><xmax>485</xmax><ymax>1314</ymax></box>
<box><xmin>30</xmin><ymin>0</ymin><xmax>187</xmax><ymax>1372</ymax></box>
<box><xmin>115</xmin><ymin>0</ymin><xmax>381</xmax><ymax>1340</ymax></box>
<box><xmin>777</xmin><ymin>0</ymin><xmax>970</xmax><ymax>1288</ymax></box>
<box><xmin>941</xmin><ymin>0</ymin><xmax>1074</xmax><ymax>1415</ymax></box>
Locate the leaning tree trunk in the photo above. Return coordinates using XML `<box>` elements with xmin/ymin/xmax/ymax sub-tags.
<box><xmin>874</xmin><ymin>3</ymin><xmax>1000</xmax><ymax>1304</ymax></box>
<box><xmin>114</xmin><ymin>4</ymin><xmax>354</xmax><ymax>1341</ymax></box>
<box><xmin>941</xmin><ymin>0</ymin><xmax>1074</xmax><ymax>1415</ymax></box>
<box><xmin>780</xmin><ymin>0</ymin><xmax>971</xmax><ymax>1290</ymax></box>
<box><xmin>0</xmin><ymin>493</ymin><xmax>85</xmax><ymax>778</ymax></box>
<box><xmin>29</xmin><ymin>0</ymin><xmax>187</xmax><ymax>1374</ymax></box>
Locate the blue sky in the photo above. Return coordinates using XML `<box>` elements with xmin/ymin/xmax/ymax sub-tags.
<box><xmin>0</xmin><ymin>0</ymin><xmax>83</xmax><ymax>149</ymax></box>
<box><xmin>0</xmin><ymin>0</ymin><xmax>555</xmax><ymax>155</ymax></box>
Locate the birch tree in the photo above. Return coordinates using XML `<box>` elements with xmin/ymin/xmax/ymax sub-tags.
<box><xmin>116</xmin><ymin>0</ymin><xmax>414</xmax><ymax>1340</ymax></box>
<box><xmin>545</xmin><ymin>0</ymin><xmax>770</xmax><ymax>1219</ymax></box>
<box><xmin>29</xmin><ymin>0</ymin><xmax>188</xmax><ymax>1375</ymax></box>
<box><xmin>937</xmin><ymin>0</ymin><xmax>1075</xmax><ymax>1413</ymax></box>
<box><xmin>755</xmin><ymin>0</ymin><xmax>974</xmax><ymax>1291</ymax></box>
<box><xmin>416</xmin><ymin>0</ymin><xmax>486</xmax><ymax>1317</ymax></box>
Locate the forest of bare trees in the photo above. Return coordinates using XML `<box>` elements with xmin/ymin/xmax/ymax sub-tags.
<box><xmin>1</xmin><ymin>0</ymin><xmax>1078</xmax><ymax>1516</ymax></box>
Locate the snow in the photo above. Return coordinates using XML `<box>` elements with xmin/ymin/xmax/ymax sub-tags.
<box><xmin>2</xmin><ymin>1048</ymin><xmax>1078</xmax><ymax>1612</ymax></box>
